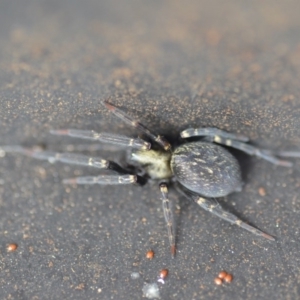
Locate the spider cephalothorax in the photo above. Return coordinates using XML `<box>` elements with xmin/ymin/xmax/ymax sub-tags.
<box><xmin>1</xmin><ymin>101</ymin><xmax>298</xmax><ymax>257</ymax></box>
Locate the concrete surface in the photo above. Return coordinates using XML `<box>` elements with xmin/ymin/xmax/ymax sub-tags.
<box><xmin>0</xmin><ymin>0</ymin><xmax>300</xmax><ymax>299</ymax></box>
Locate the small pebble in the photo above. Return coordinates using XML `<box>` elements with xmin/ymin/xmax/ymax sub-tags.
<box><xmin>142</xmin><ymin>283</ymin><xmax>160</xmax><ymax>299</ymax></box>
<box><xmin>131</xmin><ymin>272</ymin><xmax>140</xmax><ymax>280</ymax></box>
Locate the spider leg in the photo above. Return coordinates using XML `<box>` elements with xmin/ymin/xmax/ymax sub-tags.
<box><xmin>180</xmin><ymin>127</ymin><xmax>293</xmax><ymax>166</ymax></box>
<box><xmin>191</xmin><ymin>195</ymin><xmax>275</xmax><ymax>241</ymax></box>
<box><xmin>0</xmin><ymin>146</ymin><xmax>128</xmax><ymax>173</ymax></box>
<box><xmin>0</xmin><ymin>145</ymin><xmax>146</xmax><ymax>185</ymax></box>
<box><xmin>104</xmin><ymin>101</ymin><xmax>171</xmax><ymax>151</ymax></box>
<box><xmin>181</xmin><ymin>127</ymin><xmax>249</xmax><ymax>142</ymax></box>
<box><xmin>50</xmin><ymin>129</ymin><xmax>151</xmax><ymax>150</ymax></box>
<box><xmin>63</xmin><ymin>174</ymin><xmax>137</xmax><ymax>185</ymax></box>
<box><xmin>275</xmin><ymin>150</ymin><xmax>300</xmax><ymax>158</ymax></box>
<box><xmin>211</xmin><ymin>136</ymin><xmax>293</xmax><ymax>167</ymax></box>
<box><xmin>160</xmin><ymin>183</ymin><xmax>176</xmax><ymax>257</ymax></box>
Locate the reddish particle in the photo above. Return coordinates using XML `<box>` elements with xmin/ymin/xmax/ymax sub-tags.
<box><xmin>218</xmin><ymin>271</ymin><xmax>227</xmax><ymax>279</ymax></box>
<box><xmin>159</xmin><ymin>269</ymin><xmax>168</xmax><ymax>279</ymax></box>
<box><xmin>146</xmin><ymin>250</ymin><xmax>154</xmax><ymax>259</ymax></box>
<box><xmin>7</xmin><ymin>243</ymin><xmax>18</xmax><ymax>252</ymax></box>
<box><xmin>224</xmin><ymin>274</ymin><xmax>233</xmax><ymax>283</ymax></box>
<box><xmin>258</xmin><ymin>187</ymin><xmax>266</xmax><ymax>196</ymax></box>
<box><xmin>215</xmin><ymin>270</ymin><xmax>233</xmax><ymax>285</ymax></box>
<box><xmin>214</xmin><ymin>277</ymin><xmax>223</xmax><ymax>285</ymax></box>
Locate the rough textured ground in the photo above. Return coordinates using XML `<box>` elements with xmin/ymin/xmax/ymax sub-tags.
<box><xmin>0</xmin><ymin>1</ymin><xmax>300</xmax><ymax>299</ymax></box>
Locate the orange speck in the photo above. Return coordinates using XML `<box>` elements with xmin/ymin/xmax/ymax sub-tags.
<box><xmin>146</xmin><ymin>250</ymin><xmax>154</xmax><ymax>259</ymax></box>
<box><xmin>224</xmin><ymin>274</ymin><xmax>233</xmax><ymax>283</ymax></box>
<box><xmin>214</xmin><ymin>277</ymin><xmax>223</xmax><ymax>285</ymax></box>
<box><xmin>258</xmin><ymin>187</ymin><xmax>266</xmax><ymax>196</ymax></box>
<box><xmin>159</xmin><ymin>269</ymin><xmax>168</xmax><ymax>279</ymax></box>
<box><xmin>218</xmin><ymin>271</ymin><xmax>227</xmax><ymax>279</ymax></box>
<box><xmin>7</xmin><ymin>243</ymin><xmax>18</xmax><ymax>252</ymax></box>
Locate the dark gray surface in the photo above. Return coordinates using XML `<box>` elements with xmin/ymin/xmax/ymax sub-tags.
<box><xmin>0</xmin><ymin>1</ymin><xmax>300</xmax><ymax>299</ymax></box>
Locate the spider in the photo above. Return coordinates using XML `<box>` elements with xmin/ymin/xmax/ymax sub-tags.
<box><xmin>1</xmin><ymin>101</ymin><xmax>299</xmax><ymax>257</ymax></box>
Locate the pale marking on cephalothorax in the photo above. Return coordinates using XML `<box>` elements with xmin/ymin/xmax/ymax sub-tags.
<box><xmin>131</xmin><ymin>149</ymin><xmax>172</xmax><ymax>179</ymax></box>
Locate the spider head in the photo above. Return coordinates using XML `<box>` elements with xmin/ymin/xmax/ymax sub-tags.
<box><xmin>129</xmin><ymin>149</ymin><xmax>173</xmax><ymax>180</ymax></box>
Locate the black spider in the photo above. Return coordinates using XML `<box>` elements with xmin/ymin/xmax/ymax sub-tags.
<box><xmin>1</xmin><ymin>101</ymin><xmax>298</xmax><ymax>257</ymax></box>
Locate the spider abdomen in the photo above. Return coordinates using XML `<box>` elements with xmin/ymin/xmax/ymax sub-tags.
<box><xmin>171</xmin><ymin>142</ymin><xmax>242</xmax><ymax>197</ymax></box>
